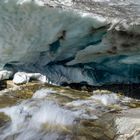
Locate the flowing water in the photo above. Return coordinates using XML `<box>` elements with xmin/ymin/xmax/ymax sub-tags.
<box><xmin>0</xmin><ymin>83</ymin><xmax>139</xmax><ymax>140</ymax></box>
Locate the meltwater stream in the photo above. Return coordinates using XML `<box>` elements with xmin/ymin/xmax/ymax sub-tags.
<box><xmin>0</xmin><ymin>85</ymin><xmax>138</xmax><ymax>140</ymax></box>
<box><xmin>0</xmin><ymin>89</ymin><xmax>76</xmax><ymax>140</ymax></box>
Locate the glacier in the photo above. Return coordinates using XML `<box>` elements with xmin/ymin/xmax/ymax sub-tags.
<box><xmin>0</xmin><ymin>0</ymin><xmax>140</xmax><ymax>85</ymax></box>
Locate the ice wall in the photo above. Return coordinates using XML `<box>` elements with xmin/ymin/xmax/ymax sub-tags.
<box><xmin>1</xmin><ymin>0</ymin><xmax>140</xmax><ymax>85</ymax></box>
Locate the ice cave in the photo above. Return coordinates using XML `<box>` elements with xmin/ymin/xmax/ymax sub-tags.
<box><xmin>0</xmin><ymin>1</ymin><xmax>140</xmax><ymax>140</ymax></box>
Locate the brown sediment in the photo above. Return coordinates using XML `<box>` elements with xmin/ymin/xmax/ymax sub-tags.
<box><xmin>58</xmin><ymin>30</ymin><xmax>67</xmax><ymax>40</ymax></box>
<box><xmin>112</xmin><ymin>46</ymin><xmax>117</xmax><ymax>51</ymax></box>
<box><xmin>94</xmin><ymin>52</ymin><xmax>102</xmax><ymax>55</ymax></box>
<box><xmin>63</xmin><ymin>82</ymin><xmax>140</xmax><ymax>99</ymax></box>
<box><xmin>106</xmin><ymin>50</ymin><xmax>116</xmax><ymax>54</ymax></box>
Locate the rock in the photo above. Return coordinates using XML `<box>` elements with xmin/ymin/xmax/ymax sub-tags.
<box><xmin>90</xmin><ymin>108</ymin><xmax>140</xmax><ymax>140</ymax></box>
<box><xmin>114</xmin><ymin>108</ymin><xmax>140</xmax><ymax>140</ymax></box>
<box><xmin>0</xmin><ymin>70</ymin><xmax>13</xmax><ymax>81</ymax></box>
<box><xmin>13</xmin><ymin>72</ymin><xmax>48</xmax><ymax>84</ymax></box>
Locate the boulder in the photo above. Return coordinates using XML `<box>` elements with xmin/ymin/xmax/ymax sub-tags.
<box><xmin>115</xmin><ymin>108</ymin><xmax>140</xmax><ymax>140</ymax></box>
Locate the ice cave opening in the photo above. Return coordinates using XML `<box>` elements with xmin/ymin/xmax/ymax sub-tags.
<box><xmin>0</xmin><ymin>0</ymin><xmax>140</xmax><ymax>92</ymax></box>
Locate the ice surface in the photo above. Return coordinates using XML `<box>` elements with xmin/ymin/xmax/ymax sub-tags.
<box><xmin>13</xmin><ymin>72</ymin><xmax>48</xmax><ymax>84</ymax></box>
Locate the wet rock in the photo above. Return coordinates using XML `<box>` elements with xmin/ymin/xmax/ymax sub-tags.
<box><xmin>0</xmin><ymin>112</ymin><xmax>10</xmax><ymax>127</ymax></box>
<box><xmin>114</xmin><ymin>108</ymin><xmax>140</xmax><ymax>140</ymax></box>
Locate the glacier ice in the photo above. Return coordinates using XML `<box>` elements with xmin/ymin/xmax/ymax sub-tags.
<box><xmin>0</xmin><ymin>0</ymin><xmax>140</xmax><ymax>85</ymax></box>
<box><xmin>0</xmin><ymin>70</ymin><xmax>13</xmax><ymax>80</ymax></box>
<box><xmin>13</xmin><ymin>72</ymin><xmax>48</xmax><ymax>84</ymax></box>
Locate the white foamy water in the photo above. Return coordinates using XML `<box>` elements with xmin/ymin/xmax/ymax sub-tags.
<box><xmin>0</xmin><ymin>88</ymin><xmax>76</xmax><ymax>140</ymax></box>
<box><xmin>32</xmin><ymin>88</ymin><xmax>57</xmax><ymax>99</ymax></box>
<box><xmin>91</xmin><ymin>93</ymin><xmax>119</xmax><ymax>106</ymax></box>
<box><xmin>0</xmin><ymin>88</ymin><xmax>122</xmax><ymax>140</ymax></box>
